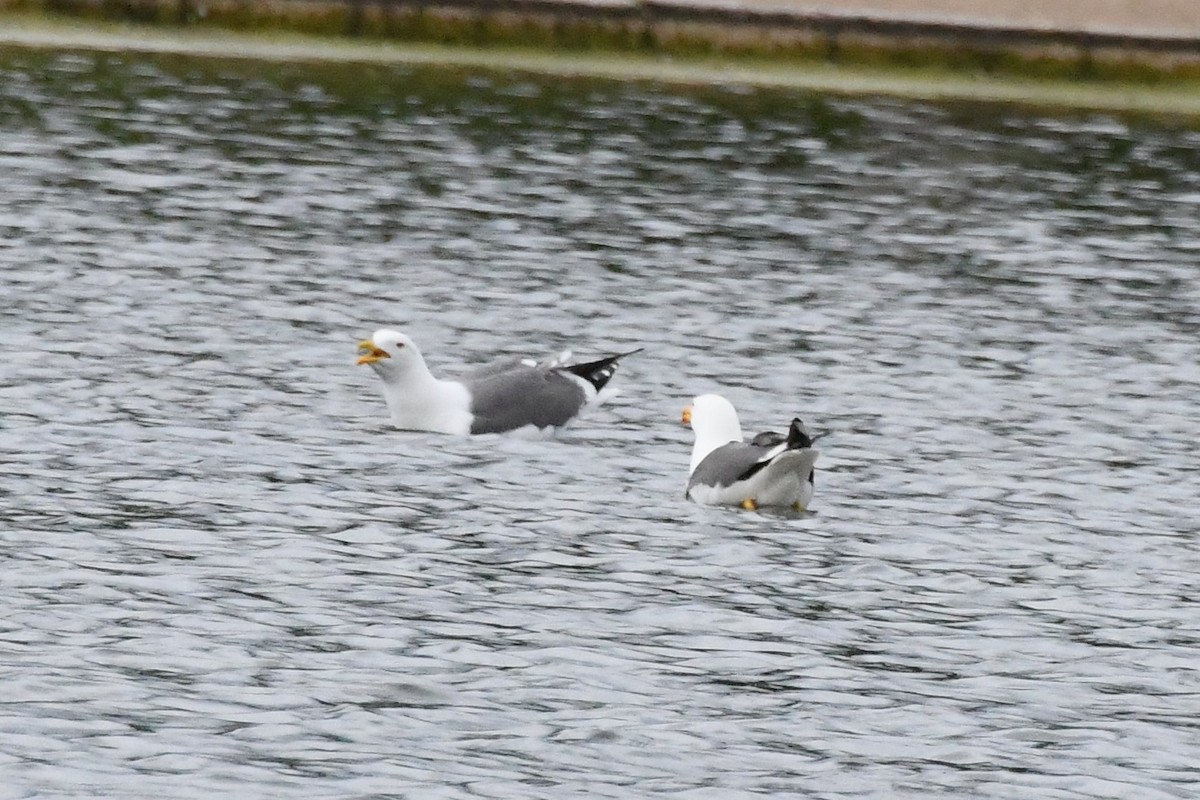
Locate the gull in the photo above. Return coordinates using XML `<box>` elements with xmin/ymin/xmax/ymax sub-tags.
<box><xmin>683</xmin><ymin>393</ymin><xmax>820</xmax><ymax>511</ymax></box>
<box><xmin>357</xmin><ymin>328</ymin><xmax>639</xmax><ymax>435</ymax></box>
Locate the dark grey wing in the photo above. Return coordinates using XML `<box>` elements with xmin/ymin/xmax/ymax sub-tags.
<box><xmin>752</xmin><ymin>419</ymin><xmax>815</xmax><ymax>449</ymax></box>
<box><xmin>749</xmin><ymin>430</ymin><xmax>786</xmax><ymax>447</ymax></box>
<box><xmin>686</xmin><ymin>441</ymin><xmax>777</xmax><ymax>492</ymax></box>
<box><xmin>464</xmin><ymin>367</ymin><xmax>587</xmax><ymax>434</ymax></box>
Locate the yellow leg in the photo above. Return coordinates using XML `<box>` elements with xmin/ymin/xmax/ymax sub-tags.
<box><xmin>792</xmin><ymin>501</ymin><xmax>807</xmax><ymax>512</ymax></box>
<box><xmin>741</xmin><ymin>497</ymin><xmax>758</xmax><ymax>511</ymax></box>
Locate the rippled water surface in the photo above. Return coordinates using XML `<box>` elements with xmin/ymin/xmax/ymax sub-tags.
<box><xmin>2</xmin><ymin>46</ymin><xmax>1200</xmax><ymax>798</ymax></box>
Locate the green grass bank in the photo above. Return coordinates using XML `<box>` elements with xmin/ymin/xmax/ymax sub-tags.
<box><xmin>3</xmin><ymin>0</ymin><xmax>1200</xmax><ymax>116</ymax></box>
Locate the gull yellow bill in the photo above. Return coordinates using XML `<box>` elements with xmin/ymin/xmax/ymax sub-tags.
<box><xmin>357</xmin><ymin>339</ymin><xmax>390</xmax><ymax>365</ymax></box>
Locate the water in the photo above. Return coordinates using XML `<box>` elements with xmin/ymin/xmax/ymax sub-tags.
<box><xmin>2</xmin><ymin>46</ymin><xmax>1200</xmax><ymax>798</ymax></box>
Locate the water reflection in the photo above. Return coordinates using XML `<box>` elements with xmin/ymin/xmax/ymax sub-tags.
<box><xmin>1</xmin><ymin>45</ymin><xmax>1199</xmax><ymax>799</ymax></box>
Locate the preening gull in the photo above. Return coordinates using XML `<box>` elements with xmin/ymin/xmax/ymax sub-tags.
<box><xmin>357</xmin><ymin>328</ymin><xmax>640</xmax><ymax>435</ymax></box>
<box><xmin>683</xmin><ymin>394</ymin><xmax>820</xmax><ymax>511</ymax></box>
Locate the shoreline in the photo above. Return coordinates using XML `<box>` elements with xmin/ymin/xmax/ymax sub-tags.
<box><xmin>2</xmin><ymin>11</ymin><xmax>1200</xmax><ymax>116</ymax></box>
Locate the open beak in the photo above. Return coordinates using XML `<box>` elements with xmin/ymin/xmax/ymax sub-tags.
<box><xmin>356</xmin><ymin>340</ymin><xmax>390</xmax><ymax>365</ymax></box>
<box><xmin>681</xmin><ymin>405</ymin><xmax>692</xmax><ymax>425</ymax></box>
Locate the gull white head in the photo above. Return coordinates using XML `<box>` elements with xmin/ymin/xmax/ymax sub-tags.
<box><xmin>682</xmin><ymin>393</ymin><xmax>744</xmax><ymax>474</ymax></box>
<box><xmin>356</xmin><ymin>329</ymin><xmax>428</xmax><ymax>378</ymax></box>
<box><xmin>356</xmin><ymin>328</ymin><xmax>472</xmax><ymax>433</ymax></box>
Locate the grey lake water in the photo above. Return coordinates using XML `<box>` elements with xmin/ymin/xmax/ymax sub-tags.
<box><xmin>2</xmin><ymin>45</ymin><xmax>1200</xmax><ymax>798</ymax></box>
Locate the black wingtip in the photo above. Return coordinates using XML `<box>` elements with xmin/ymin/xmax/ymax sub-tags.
<box><xmin>562</xmin><ymin>347</ymin><xmax>642</xmax><ymax>392</ymax></box>
<box><xmin>786</xmin><ymin>418</ymin><xmax>817</xmax><ymax>449</ymax></box>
